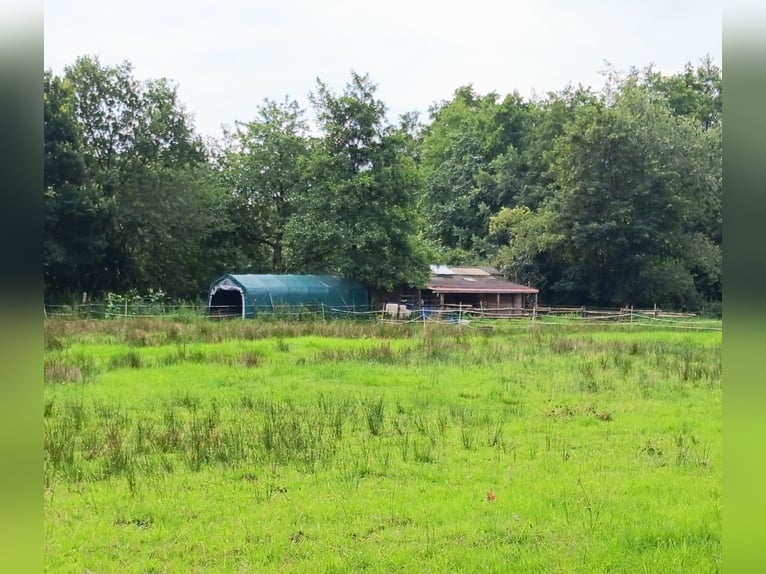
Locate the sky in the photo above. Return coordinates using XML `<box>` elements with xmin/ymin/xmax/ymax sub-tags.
<box><xmin>44</xmin><ymin>0</ymin><xmax>722</xmax><ymax>139</ymax></box>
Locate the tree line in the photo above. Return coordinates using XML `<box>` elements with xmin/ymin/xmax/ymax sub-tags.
<box><xmin>44</xmin><ymin>55</ymin><xmax>721</xmax><ymax>311</ymax></box>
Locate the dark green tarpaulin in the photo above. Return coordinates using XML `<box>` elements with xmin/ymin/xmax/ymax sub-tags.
<box><xmin>208</xmin><ymin>274</ymin><xmax>369</xmax><ymax>318</ymax></box>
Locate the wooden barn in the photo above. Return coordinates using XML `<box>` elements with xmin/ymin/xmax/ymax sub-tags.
<box><xmin>424</xmin><ymin>265</ymin><xmax>538</xmax><ymax>312</ymax></box>
<box><xmin>372</xmin><ymin>266</ymin><xmax>539</xmax><ymax>316</ymax></box>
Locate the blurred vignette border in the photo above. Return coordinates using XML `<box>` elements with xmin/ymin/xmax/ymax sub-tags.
<box><xmin>724</xmin><ymin>3</ymin><xmax>766</xmax><ymax>572</ymax></box>
<box><xmin>0</xmin><ymin>3</ymin><xmax>43</xmax><ymax>573</ymax></box>
<box><xmin>0</xmin><ymin>3</ymin><xmax>761</xmax><ymax>572</ymax></box>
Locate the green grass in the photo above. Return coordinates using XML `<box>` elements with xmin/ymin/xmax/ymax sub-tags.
<box><xmin>44</xmin><ymin>317</ymin><xmax>722</xmax><ymax>573</ymax></box>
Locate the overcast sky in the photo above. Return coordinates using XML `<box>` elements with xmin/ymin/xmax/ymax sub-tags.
<box><xmin>44</xmin><ymin>0</ymin><xmax>721</xmax><ymax>139</ymax></box>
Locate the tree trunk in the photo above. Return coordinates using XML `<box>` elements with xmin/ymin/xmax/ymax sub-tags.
<box><xmin>272</xmin><ymin>240</ymin><xmax>284</xmax><ymax>273</ymax></box>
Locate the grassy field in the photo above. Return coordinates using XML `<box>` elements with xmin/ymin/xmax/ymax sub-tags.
<box><xmin>43</xmin><ymin>317</ymin><xmax>722</xmax><ymax>573</ymax></box>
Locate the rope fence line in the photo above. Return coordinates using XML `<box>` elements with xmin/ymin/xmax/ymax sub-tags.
<box><xmin>43</xmin><ymin>302</ymin><xmax>721</xmax><ymax>331</ymax></box>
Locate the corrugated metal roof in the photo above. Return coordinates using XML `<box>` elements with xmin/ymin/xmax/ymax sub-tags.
<box><xmin>427</xmin><ymin>276</ymin><xmax>539</xmax><ymax>294</ymax></box>
<box><xmin>428</xmin><ymin>265</ymin><xmax>501</xmax><ymax>276</ymax></box>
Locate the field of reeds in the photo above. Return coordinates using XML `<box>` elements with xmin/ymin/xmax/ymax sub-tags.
<box><xmin>44</xmin><ymin>317</ymin><xmax>722</xmax><ymax>573</ymax></box>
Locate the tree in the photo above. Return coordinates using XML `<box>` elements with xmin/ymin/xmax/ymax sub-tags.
<box><xmin>419</xmin><ymin>86</ymin><xmax>540</xmax><ymax>261</ymax></box>
<box><xmin>642</xmin><ymin>56</ymin><xmax>722</xmax><ymax>131</ymax></box>
<box><xmin>44</xmin><ymin>56</ymin><xmax>222</xmax><ymax>299</ymax></box>
<box><xmin>543</xmin><ymin>80</ymin><xmax>721</xmax><ymax>308</ymax></box>
<box><xmin>420</xmin><ymin>87</ymin><xmax>500</xmax><ymax>258</ymax></box>
<box><xmin>513</xmin><ymin>86</ymin><xmax>598</xmax><ymax>210</ymax></box>
<box><xmin>490</xmin><ymin>205</ymin><xmax>565</xmax><ymax>294</ymax></box>
<box><xmin>113</xmin><ymin>164</ymin><xmax>227</xmax><ymax>296</ymax></box>
<box><xmin>221</xmin><ymin>98</ymin><xmax>310</xmax><ymax>273</ymax></box>
<box><xmin>44</xmin><ymin>70</ymin><xmax>110</xmax><ymax>295</ymax></box>
<box><xmin>286</xmin><ymin>72</ymin><xmax>430</xmax><ymax>290</ymax></box>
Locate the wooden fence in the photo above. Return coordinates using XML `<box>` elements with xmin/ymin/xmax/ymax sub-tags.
<box><xmin>43</xmin><ymin>301</ymin><xmax>718</xmax><ymax>330</ymax></box>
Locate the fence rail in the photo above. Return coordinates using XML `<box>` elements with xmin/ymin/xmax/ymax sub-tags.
<box><xmin>43</xmin><ymin>301</ymin><xmax>721</xmax><ymax>331</ymax></box>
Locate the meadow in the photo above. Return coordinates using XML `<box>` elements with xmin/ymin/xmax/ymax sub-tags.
<box><xmin>43</xmin><ymin>317</ymin><xmax>722</xmax><ymax>573</ymax></box>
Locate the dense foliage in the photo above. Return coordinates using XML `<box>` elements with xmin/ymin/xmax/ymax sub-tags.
<box><xmin>44</xmin><ymin>56</ymin><xmax>721</xmax><ymax>310</ymax></box>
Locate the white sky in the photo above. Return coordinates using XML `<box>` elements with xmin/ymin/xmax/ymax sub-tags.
<box><xmin>44</xmin><ymin>0</ymin><xmax>721</xmax><ymax>139</ymax></box>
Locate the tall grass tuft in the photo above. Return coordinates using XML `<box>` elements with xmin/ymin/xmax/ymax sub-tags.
<box><xmin>109</xmin><ymin>350</ymin><xmax>142</xmax><ymax>369</ymax></box>
<box><xmin>45</xmin><ymin>352</ymin><xmax>99</xmax><ymax>384</ymax></box>
<box><xmin>363</xmin><ymin>397</ymin><xmax>385</xmax><ymax>436</ymax></box>
<box><xmin>187</xmin><ymin>403</ymin><xmax>220</xmax><ymax>471</ymax></box>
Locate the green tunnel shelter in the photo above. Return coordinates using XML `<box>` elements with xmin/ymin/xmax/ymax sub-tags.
<box><xmin>207</xmin><ymin>274</ymin><xmax>369</xmax><ymax>318</ymax></box>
